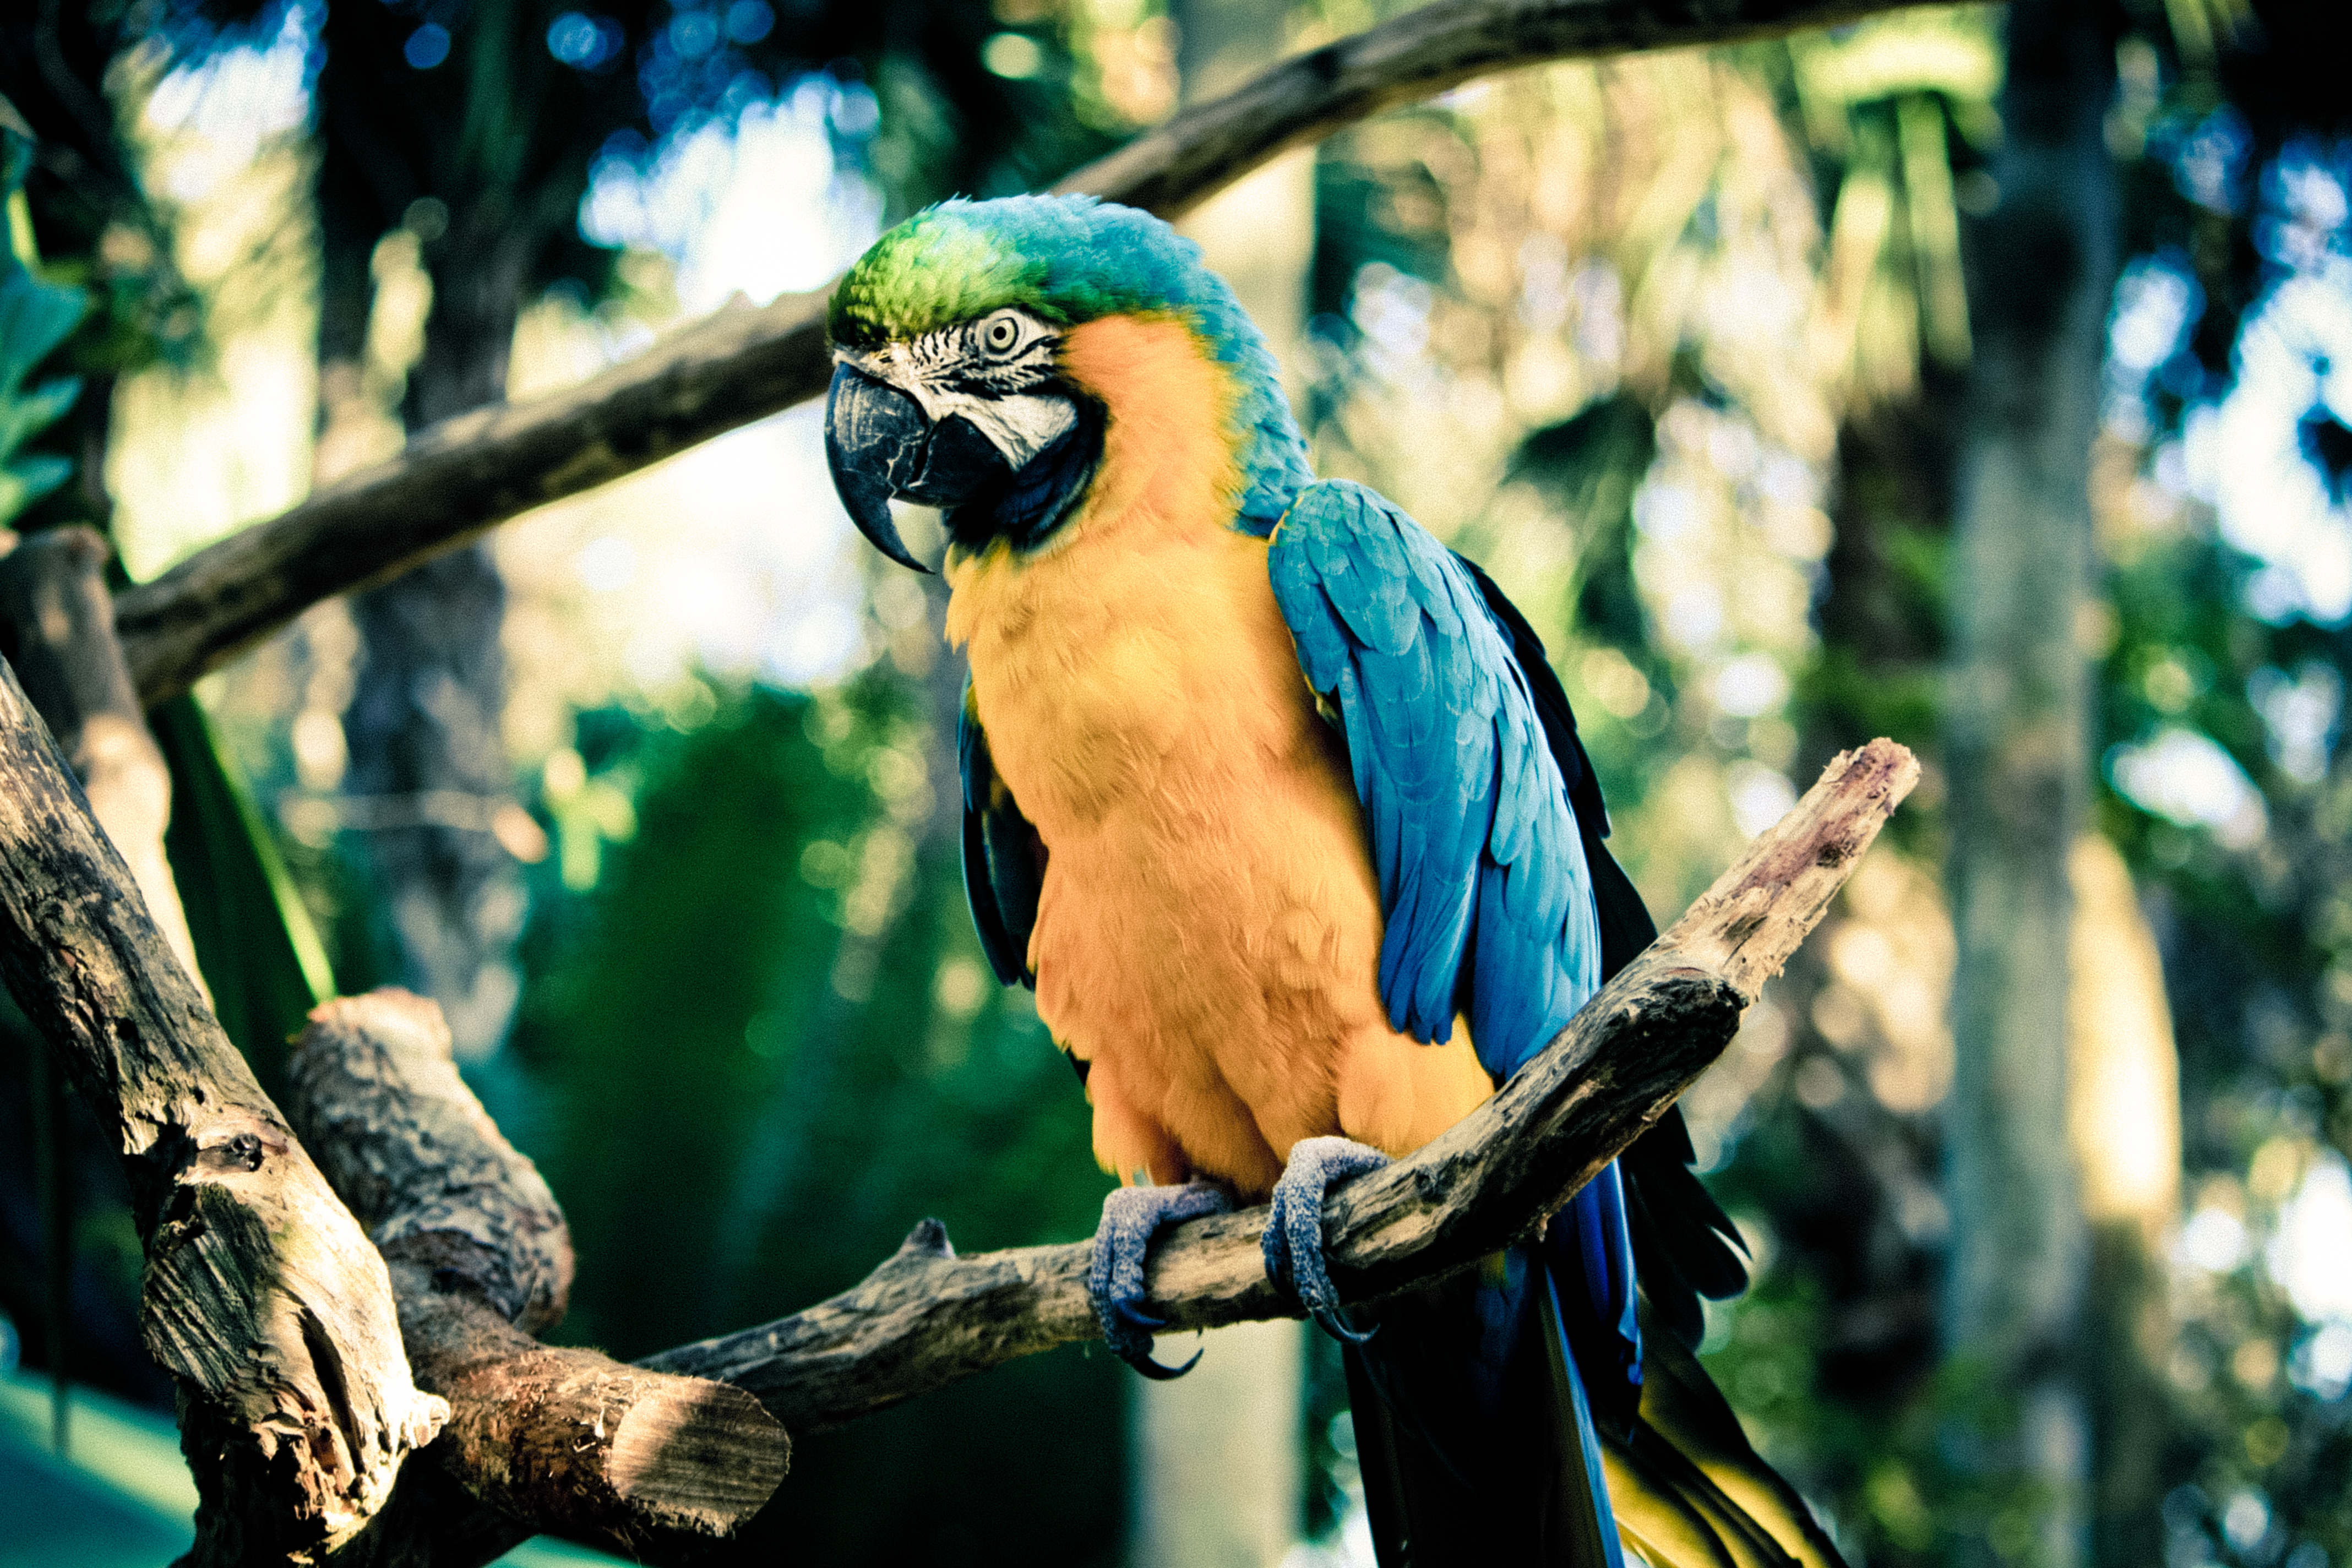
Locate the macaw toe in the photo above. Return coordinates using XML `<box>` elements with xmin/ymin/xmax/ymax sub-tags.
<box><xmin>1088</xmin><ymin>1182</ymin><xmax>1232</xmax><ymax>1377</ymax></box>
<box><xmin>1112</xmin><ymin>1298</ymin><xmax>1168</xmax><ymax>1332</ymax></box>
<box><xmin>1262</xmin><ymin>1135</ymin><xmax>1392</xmax><ymax>1343</ymax></box>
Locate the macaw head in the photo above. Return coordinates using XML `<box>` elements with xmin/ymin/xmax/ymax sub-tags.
<box><xmin>823</xmin><ymin>194</ymin><xmax>1309</xmax><ymax>571</ymax></box>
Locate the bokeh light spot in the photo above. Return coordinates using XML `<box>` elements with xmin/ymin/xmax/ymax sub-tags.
<box><xmin>404</xmin><ymin>23</ymin><xmax>451</xmax><ymax>69</ymax></box>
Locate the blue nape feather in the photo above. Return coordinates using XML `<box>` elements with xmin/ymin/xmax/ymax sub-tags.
<box><xmin>986</xmin><ymin>195</ymin><xmax>1315</xmax><ymax>527</ymax></box>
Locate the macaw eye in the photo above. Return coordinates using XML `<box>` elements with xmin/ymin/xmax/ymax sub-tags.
<box><xmin>979</xmin><ymin>311</ymin><xmax>1025</xmax><ymax>358</ymax></box>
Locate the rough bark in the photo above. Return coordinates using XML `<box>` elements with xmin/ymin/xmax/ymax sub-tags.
<box><xmin>1941</xmin><ymin>3</ymin><xmax>2114</xmax><ymax>1564</ymax></box>
<box><xmin>649</xmin><ymin>740</ymin><xmax>1919</xmax><ymax>1435</ymax></box>
<box><xmin>282</xmin><ymin>989</ymin><xmax>789</xmax><ymax>1553</ymax></box>
<box><xmin>0</xmin><ymin>695</ymin><xmax>1908</xmax><ymax>1565</ymax></box>
<box><xmin>0</xmin><ymin>519</ymin><xmax>207</xmax><ymax>1452</ymax></box>
<box><xmin>0</xmin><ymin>526</ymin><xmax>205</xmax><ymax>991</ymax></box>
<box><xmin>0</xmin><ymin>658</ymin><xmax>445</xmax><ymax>1564</ymax></box>
<box><xmin>115</xmin><ymin>0</ymin><xmax>1950</xmax><ymax>709</ymax></box>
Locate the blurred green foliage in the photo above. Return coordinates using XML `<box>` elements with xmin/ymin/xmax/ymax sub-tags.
<box><xmin>499</xmin><ymin>674</ymin><xmax>1124</xmax><ymax>1563</ymax></box>
<box><xmin>1288</xmin><ymin>4</ymin><xmax>2352</xmax><ymax>1564</ymax></box>
<box><xmin>154</xmin><ymin>696</ymin><xmax>334</xmax><ymax>1100</ymax></box>
<box><xmin>0</xmin><ymin>126</ymin><xmax>85</xmax><ymax>526</ymax></box>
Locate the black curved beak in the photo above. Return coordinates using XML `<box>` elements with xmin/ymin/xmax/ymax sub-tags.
<box><xmin>825</xmin><ymin>363</ymin><xmax>1013</xmax><ymax>573</ymax></box>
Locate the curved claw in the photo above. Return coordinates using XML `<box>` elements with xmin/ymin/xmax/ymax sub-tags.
<box><xmin>1087</xmin><ymin>1181</ymin><xmax>1234</xmax><ymax>1380</ymax></box>
<box><xmin>1314</xmin><ymin>1306</ymin><xmax>1378</xmax><ymax>1345</ymax></box>
<box><xmin>1129</xmin><ymin>1343</ymin><xmax>1207</xmax><ymax>1381</ymax></box>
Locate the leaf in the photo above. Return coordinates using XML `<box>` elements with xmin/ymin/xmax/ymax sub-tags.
<box><xmin>0</xmin><ymin>377</ymin><xmax>80</xmax><ymax>455</ymax></box>
<box><xmin>153</xmin><ymin>696</ymin><xmax>334</xmax><ymax>1099</ymax></box>
<box><xmin>0</xmin><ymin>455</ymin><xmax>68</xmax><ymax>519</ymax></box>
<box><xmin>0</xmin><ymin>266</ymin><xmax>85</xmax><ymax>395</ymax></box>
<box><xmin>0</xmin><ymin>237</ymin><xmax>87</xmax><ymax>527</ymax></box>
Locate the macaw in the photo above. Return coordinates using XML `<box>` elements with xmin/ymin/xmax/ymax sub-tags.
<box><xmin>823</xmin><ymin>193</ymin><xmax>1846</xmax><ymax>1568</ymax></box>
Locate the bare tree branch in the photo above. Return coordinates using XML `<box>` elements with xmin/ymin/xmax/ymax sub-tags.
<box><xmin>0</xmin><ymin>658</ymin><xmax>445</xmax><ymax>1565</ymax></box>
<box><xmin>0</xmin><ymin>686</ymin><xmax>1910</xmax><ymax>1564</ymax></box>
<box><xmin>312</xmin><ymin>737</ymin><xmax>1916</xmax><ymax>1568</ymax></box>
<box><xmin>0</xmin><ymin>526</ymin><xmax>205</xmax><ymax>990</ymax></box>
<box><xmin>116</xmin><ymin>0</ymin><xmax>1951</xmax><ymax>707</ymax></box>
<box><xmin>284</xmin><ymin>990</ymin><xmax>790</xmax><ymax>1556</ymax></box>
<box><xmin>1047</xmin><ymin>0</ymin><xmax>1946</xmax><ymax>214</ymax></box>
<box><xmin>646</xmin><ymin>739</ymin><xmax>1920</xmax><ymax>1434</ymax></box>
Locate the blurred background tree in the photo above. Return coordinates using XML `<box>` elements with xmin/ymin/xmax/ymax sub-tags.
<box><xmin>7</xmin><ymin>0</ymin><xmax>2352</xmax><ymax>1565</ymax></box>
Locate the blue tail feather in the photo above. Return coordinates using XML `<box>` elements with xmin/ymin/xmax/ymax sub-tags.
<box><xmin>1543</xmin><ymin>1259</ymin><xmax>1628</xmax><ymax>1568</ymax></box>
<box><xmin>1552</xmin><ymin>1161</ymin><xmax>1645</xmax><ymax>1439</ymax></box>
<box><xmin>1342</xmin><ymin>1175</ymin><xmax>1641</xmax><ymax>1567</ymax></box>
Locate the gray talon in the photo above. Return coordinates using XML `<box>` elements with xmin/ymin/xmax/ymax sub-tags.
<box><xmin>1088</xmin><ymin>1182</ymin><xmax>1232</xmax><ymax>1376</ymax></box>
<box><xmin>1262</xmin><ymin>1135</ymin><xmax>1392</xmax><ymax>1334</ymax></box>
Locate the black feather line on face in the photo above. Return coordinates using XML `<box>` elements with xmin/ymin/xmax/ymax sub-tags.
<box><xmin>949</xmin><ymin>333</ymin><xmax>1061</xmax><ymax>398</ymax></box>
<box><xmin>900</xmin><ymin>311</ymin><xmax>1061</xmax><ymax>400</ymax></box>
<box><xmin>947</xmin><ymin>390</ymin><xmax>1106</xmax><ymax>554</ymax></box>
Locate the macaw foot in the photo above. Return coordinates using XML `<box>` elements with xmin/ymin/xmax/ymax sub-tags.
<box><xmin>1262</xmin><ymin>1135</ymin><xmax>1392</xmax><ymax>1343</ymax></box>
<box><xmin>1089</xmin><ymin>1182</ymin><xmax>1233</xmax><ymax>1379</ymax></box>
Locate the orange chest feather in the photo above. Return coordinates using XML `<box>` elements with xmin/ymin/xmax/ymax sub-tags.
<box><xmin>944</xmin><ymin>313</ymin><xmax>1317</xmax><ymax>835</ymax></box>
<box><xmin>939</xmin><ymin>313</ymin><xmax>1492</xmax><ymax>1188</ymax></box>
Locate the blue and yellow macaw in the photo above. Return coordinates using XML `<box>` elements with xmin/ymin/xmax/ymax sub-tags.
<box><xmin>824</xmin><ymin>194</ymin><xmax>1847</xmax><ymax>1568</ymax></box>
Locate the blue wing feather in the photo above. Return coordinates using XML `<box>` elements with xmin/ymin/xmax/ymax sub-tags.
<box><xmin>1270</xmin><ymin>478</ymin><xmax>1644</xmax><ymax>1476</ymax></box>
<box><xmin>1268</xmin><ymin>478</ymin><xmax>1602</xmax><ymax>1077</ymax></box>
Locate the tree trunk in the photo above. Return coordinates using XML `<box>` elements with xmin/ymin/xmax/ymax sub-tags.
<box><xmin>0</xmin><ymin>660</ymin><xmax>447</xmax><ymax>1565</ymax></box>
<box><xmin>340</xmin><ymin>202</ymin><xmax>533</xmax><ymax>1060</ymax></box>
<box><xmin>1939</xmin><ymin>3</ymin><xmax>2114</xmax><ymax>1562</ymax></box>
<box><xmin>0</xmin><ymin>527</ymin><xmax>207</xmax><ymax>992</ymax></box>
<box><xmin>1</xmin><ymin>523</ymin><xmax>211</xmax><ymax>1453</ymax></box>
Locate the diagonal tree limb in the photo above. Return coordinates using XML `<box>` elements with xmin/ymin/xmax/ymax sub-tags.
<box><xmin>301</xmin><ymin>737</ymin><xmax>1915</xmax><ymax>1568</ymax></box>
<box><xmin>115</xmin><ymin>0</ymin><xmax>1952</xmax><ymax>707</ymax></box>
<box><xmin>0</xmin><ymin>707</ymin><xmax>1910</xmax><ymax>1566</ymax></box>
<box><xmin>1047</xmin><ymin>0</ymin><xmax>1945</xmax><ymax>215</ymax></box>
<box><xmin>645</xmin><ymin>739</ymin><xmax>1919</xmax><ymax>1435</ymax></box>
<box><xmin>0</xmin><ymin>657</ymin><xmax>447</xmax><ymax>1566</ymax></box>
<box><xmin>0</xmin><ymin>526</ymin><xmax>206</xmax><ymax>991</ymax></box>
<box><xmin>2</xmin><ymin>520</ymin><xmax>211</xmax><ymax>1458</ymax></box>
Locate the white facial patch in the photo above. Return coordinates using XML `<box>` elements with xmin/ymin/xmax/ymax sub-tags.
<box><xmin>929</xmin><ymin>389</ymin><xmax>1077</xmax><ymax>467</ymax></box>
<box><xmin>836</xmin><ymin>308</ymin><xmax>1076</xmax><ymax>470</ymax></box>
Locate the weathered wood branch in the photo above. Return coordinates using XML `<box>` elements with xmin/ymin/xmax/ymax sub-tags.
<box><xmin>284</xmin><ymin>989</ymin><xmax>790</xmax><ymax>1555</ymax></box>
<box><xmin>251</xmin><ymin>737</ymin><xmax>1913</xmax><ymax>1568</ymax></box>
<box><xmin>116</xmin><ymin>0</ymin><xmax>1951</xmax><ymax>707</ymax></box>
<box><xmin>0</xmin><ymin>526</ymin><xmax>205</xmax><ymax>991</ymax></box>
<box><xmin>0</xmin><ymin>711</ymin><xmax>1904</xmax><ymax>1564</ymax></box>
<box><xmin>1047</xmin><ymin>0</ymin><xmax>1945</xmax><ymax>214</ymax></box>
<box><xmin>0</xmin><ymin>658</ymin><xmax>445</xmax><ymax>1564</ymax></box>
<box><xmin>646</xmin><ymin>739</ymin><xmax>1919</xmax><ymax>1433</ymax></box>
